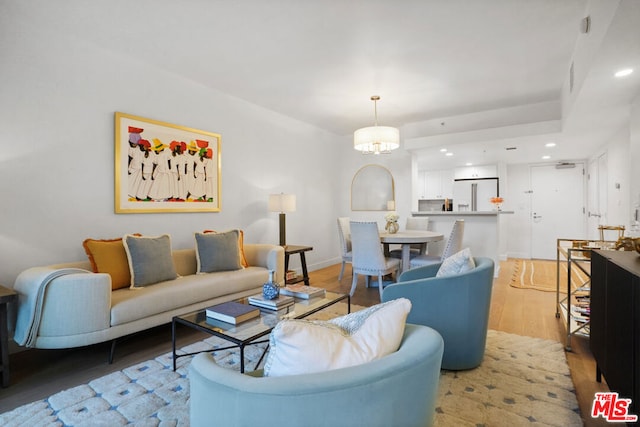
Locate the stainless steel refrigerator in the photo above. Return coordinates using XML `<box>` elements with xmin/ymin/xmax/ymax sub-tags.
<box><xmin>452</xmin><ymin>178</ymin><xmax>499</xmax><ymax>211</ymax></box>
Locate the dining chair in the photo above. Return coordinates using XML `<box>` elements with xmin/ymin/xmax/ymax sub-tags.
<box><xmin>336</xmin><ymin>217</ymin><xmax>352</xmax><ymax>280</ymax></box>
<box><xmin>409</xmin><ymin>219</ymin><xmax>464</xmax><ymax>269</ymax></box>
<box><xmin>389</xmin><ymin>217</ymin><xmax>430</xmax><ymax>259</ymax></box>
<box><xmin>349</xmin><ymin>221</ymin><xmax>401</xmax><ymax>301</ymax></box>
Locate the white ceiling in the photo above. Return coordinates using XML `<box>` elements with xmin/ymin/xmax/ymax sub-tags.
<box><xmin>25</xmin><ymin>0</ymin><xmax>640</xmax><ymax>169</ymax></box>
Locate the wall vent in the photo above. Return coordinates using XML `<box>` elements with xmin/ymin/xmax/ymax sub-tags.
<box><xmin>569</xmin><ymin>62</ymin><xmax>574</xmax><ymax>93</ymax></box>
<box><xmin>581</xmin><ymin>15</ymin><xmax>591</xmax><ymax>34</ymax></box>
<box><xmin>556</xmin><ymin>162</ymin><xmax>576</xmax><ymax>169</ymax></box>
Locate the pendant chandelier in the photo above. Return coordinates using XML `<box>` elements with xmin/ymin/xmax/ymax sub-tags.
<box><xmin>353</xmin><ymin>95</ymin><xmax>399</xmax><ymax>155</ymax></box>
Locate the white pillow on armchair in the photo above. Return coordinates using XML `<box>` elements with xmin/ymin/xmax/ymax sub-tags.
<box><xmin>264</xmin><ymin>298</ymin><xmax>412</xmax><ymax>377</ymax></box>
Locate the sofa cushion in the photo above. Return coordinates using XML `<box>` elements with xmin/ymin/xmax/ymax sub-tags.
<box><xmin>203</xmin><ymin>229</ymin><xmax>249</xmax><ymax>267</ymax></box>
<box><xmin>263</xmin><ymin>298</ymin><xmax>411</xmax><ymax>377</ymax></box>
<box><xmin>110</xmin><ymin>267</ymin><xmax>268</xmax><ymax>325</ymax></box>
<box><xmin>123</xmin><ymin>234</ymin><xmax>178</xmax><ymax>288</ymax></box>
<box><xmin>82</xmin><ymin>235</ymin><xmax>140</xmax><ymax>290</ymax></box>
<box><xmin>436</xmin><ymin>247</ymin><xmax>475</xmax><ymax>277</ymax></box>
<box><xmin>195</xmin><ymin>230</ymin><xmax>243</xmax><ymax>273</ymax></box>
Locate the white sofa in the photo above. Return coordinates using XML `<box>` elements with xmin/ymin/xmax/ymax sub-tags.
<box><xmin>11</xmin><ymin>244</ymin><xmax>284</xmax><ymax>355</ymax></box>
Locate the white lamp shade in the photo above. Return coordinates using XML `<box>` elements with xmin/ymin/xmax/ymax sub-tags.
<box><xmin>268</xmin><ymin>193</ymin><xmax>296</xmax><ymax>213</ymax></box>
<box><xmin>353</xmin><ymin>126</ymin><xmax>400</xmax><ymax>153</ymax></box>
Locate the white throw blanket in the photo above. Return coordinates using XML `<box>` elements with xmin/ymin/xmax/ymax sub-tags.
<box><xmin>13</xmin><ymin>267</ymin><xmax>89</xmax><ymax>347</ymax></box>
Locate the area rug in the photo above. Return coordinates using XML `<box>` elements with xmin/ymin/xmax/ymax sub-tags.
<box><xmin>0</xmin><ymin>308</ymin><xmax>582</xmax><ymax>426</ymax></box>
<box><xmin>510</xmin><ymin>258</ymin><xmax>588</xmax><ymax>293</ymax></box>
<box><xmin>434</xmin><ymin>330</ymin><xmax>582</xmax><ymax>426</ymax></box>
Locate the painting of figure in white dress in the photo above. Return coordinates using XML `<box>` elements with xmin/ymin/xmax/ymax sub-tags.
<box><xmin>115</xmin><ymin>112</ymin><xmax>221</xmax><ymax>213</ymax></box>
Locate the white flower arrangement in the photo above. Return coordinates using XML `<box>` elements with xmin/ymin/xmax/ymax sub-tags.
<box><xmin>384</xmin><ymin>212</ymin><xmax>399</xmax><ymax>223</ymax></box>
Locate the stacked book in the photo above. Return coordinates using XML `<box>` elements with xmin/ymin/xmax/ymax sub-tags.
<box><xmin>285</xmin><ymin>270</ymin><xmax>297</xmax><ymax>281</ymax></box>
<box><xmin>248</xmin><ymin>294</ymin><xmax>295</xmax><ymax>310</ymax></box>
<box><xmin>205</xmin><ymin>301</ymin><xmax>260</xmax><ymax>325</ymax></box>
<box><xmin>279</xmin><ymin>284</ymin><xmax>326</xmax><ymax>299</ymax></box>
<box><xmin>572</xmin><ymin>299</ymin><xmax>591</xmax><ymax>323</ymax></box>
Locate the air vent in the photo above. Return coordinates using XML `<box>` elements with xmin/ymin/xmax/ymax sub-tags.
<box><xmin>569</xmin><ymin>62</ymin><xmax>574</xmax><ymax>93</ymax></box>
<box><xmin>581</xmin><ymin>15</ymin><xmax>591</xmax><ymax>34</ymax></box>
<box><xmin>556</xmin><ymin>162</ymin><xmax>576</xmax><ymax>169</ymax></box>
<box><xmin>505</xmin><ymin>147</ymin><xmax>517</xmax><ymax>151</ymax></box>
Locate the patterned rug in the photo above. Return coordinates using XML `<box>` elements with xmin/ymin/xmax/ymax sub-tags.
<box><xmin>0</xmin><ymin>307</ymin><xmax>582</xmax><ymax>426</ymax></box>
<box><xmin>435</xmin><ymin>330</ymin><xmax>582</xmax><ymax>426</ymax></box>
<box><xmin>510</xmin><ymin>258</ymin><xmax>588</xmax><ymax>293</ymax></box>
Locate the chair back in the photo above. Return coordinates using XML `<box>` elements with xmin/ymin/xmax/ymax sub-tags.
<box><xmin>406</xmin><ymin>217</ymin><xmax>429</xmax><ymax>231</ymax></box>
<box><xmin>337</xmin><ymin>217</ymin><xmax>352</xmax><ymax>257</ymax></box>
<box><xmin>441</xmin><ymin>219</ymin><xmax>465</xmax><ymax>259</ymax></box>
<box><xmin>350</xmin><ymin>221</ymin><xmax>386</xmax><ymax>271</ymax></box>
<box><xmin>406</xmin><ymin>217</ymin><xmax>430</xmax><ymax>253</ymax></box>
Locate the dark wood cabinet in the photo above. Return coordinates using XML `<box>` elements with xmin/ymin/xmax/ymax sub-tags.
<box><xmin>591</xmin><ymin>250</ymin><xmax>640</xmax><ymax>414</ymax></box>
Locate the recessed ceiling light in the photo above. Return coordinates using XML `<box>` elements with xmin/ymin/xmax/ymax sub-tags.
<box><xmin>440</xmin><ymin>148</ymin><xmax>447</xmax><ymax>152</ymax></box>
<box><xmin>615</xmin><ymin>68</ymin><xmax>633</xmax><ymax>78</ymax></box>
<box><xmin>542</xmin><ymin>155</ymin><xmax>551</xmax><ymax>160</ymax></box>
<box><xmin>445</xmin><ymin>152</ymin><xmax>453</xmax><ymax>157</ymax></box>
<box><xmin>465</xmin><ymin>162</ymin><xmax>473</xmax><ymax>166</ymax></box>
<box><xmin>545</xmin><ymin>142</ymin><xmax>556</xmax><ymax>148</ymax></box>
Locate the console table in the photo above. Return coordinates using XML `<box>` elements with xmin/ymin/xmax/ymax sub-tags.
<box><xmin>590</xmin><ymin>250</ymin><xmax>640</xmax><ymax>414</ymax></box>
<box><xmin>0</xmin><ymin>285</ymin><xmax>17</xmax><ymax>387</ymax></box>
<box><xmin>284</xmin><ymin>245</ymin><xmax>313</xmax><ymax>286</ymax></box>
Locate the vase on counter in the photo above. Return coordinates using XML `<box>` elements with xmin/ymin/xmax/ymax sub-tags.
<box><xmin>262</xmin><ymin>270</ymin><xmax>279</xmax><ymax>300</ymax></box>
<box><xmin>385</xmin><ymin>221</ymin><xmax>399</xmax><ymax>234</ymax></box>
<box><xmin>490</xmin><ymin>197</ymin><xmax>504</xmax><ymax>211</ymax></box>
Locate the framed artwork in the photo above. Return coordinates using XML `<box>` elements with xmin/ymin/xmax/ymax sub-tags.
<box><xmin>115</xmin><ymin>112</ymin><xmax>221</xmax><ymax>213</ymax></box>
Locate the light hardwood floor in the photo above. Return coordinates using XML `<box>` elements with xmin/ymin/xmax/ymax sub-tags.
<box><xmin>0</xmin><ymin>259</ymin><xmax>611</xmax><ymax>426</ymax></box>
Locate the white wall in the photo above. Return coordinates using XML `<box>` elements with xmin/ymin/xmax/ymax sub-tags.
<box><xmin>630</xmin><ymin>96</ymin><xmax>640</xmax><ymax>222</ymax></box>
<box><xmin>603</xmin><ymin>128</ymin><xmax>631</xmax><ymax>228</ymax></box>
<box><xmin>0</xmin><ymin>7</ymin><xmax>348</xmax><ymax>286</ymax></box>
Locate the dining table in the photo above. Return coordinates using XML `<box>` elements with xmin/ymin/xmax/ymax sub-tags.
<box><xmin>380</xmin><ymin>230</ymin><xmax>444</xmax><ymax>274</ymax></box>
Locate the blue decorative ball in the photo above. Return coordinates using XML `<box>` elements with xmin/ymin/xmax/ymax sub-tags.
<box><xmin>263</xmin><ymin>282</ymin><xmax>279</xmax><ymax>300</ymax></box>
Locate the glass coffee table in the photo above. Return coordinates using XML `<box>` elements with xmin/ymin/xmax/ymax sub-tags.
<box><xmin>172</xmin><ymin>291</ymin><xmax>350</xmax><ymax>372</ymax></box>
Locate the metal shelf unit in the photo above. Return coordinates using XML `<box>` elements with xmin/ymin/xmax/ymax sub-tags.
<box><xmin>555</xmin><ymin>238</ymin><xmax>615</xmax><ymax>351</ymax></box>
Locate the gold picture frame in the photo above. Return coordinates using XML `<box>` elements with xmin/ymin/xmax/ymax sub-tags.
<box><xmin>115</xmin><ymin>112</ymin><xmax>221</xmax><ymax>213</ymax></box>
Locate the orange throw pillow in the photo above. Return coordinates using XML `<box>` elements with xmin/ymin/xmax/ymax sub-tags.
<box><xmin>83</xmin><ymin>235</ymin><xmax>140</xmax><ymax>290</ymax></box>
<box><xmin>203</xmin><ymin>229</ymin><xmax>249</xmax><ymax>267</ymax></box>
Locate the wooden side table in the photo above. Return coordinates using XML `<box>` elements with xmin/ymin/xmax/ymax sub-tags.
<box><xmin>284</xmin><ymin>245</ymin><xmax>313</xmax><ymax>286</ymax></box>
<box><xmin>0</xmin><ymin>285</ymin><xmax>17</xmax><ymax>387</ymax></box>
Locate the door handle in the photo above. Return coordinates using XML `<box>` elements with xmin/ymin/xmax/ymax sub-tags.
<box><xmin>533</xmin><ymin>213</ymin><xmax>542</xmax><ymax>219</ymax></box>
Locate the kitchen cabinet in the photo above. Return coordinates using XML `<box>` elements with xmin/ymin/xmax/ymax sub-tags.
<box><xmin>419</xmin><ymin>170</ymin><xmax>453</xmax><ymax>199</ymax></box>
<box><xmin>454</xmin><ymin>165</ymin><xmax>497</xmax><ymax>180</ymax></box>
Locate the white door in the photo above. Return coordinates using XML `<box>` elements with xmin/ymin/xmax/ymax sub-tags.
<box><xmin>586</xmin><ymin>153</ymin><xmax>608</xmax><ymax>240</ymax></box>
<box><xmin>530</xmin><ymin>163</ymin><xmax>586</xmax><ymax>259</ymax></box>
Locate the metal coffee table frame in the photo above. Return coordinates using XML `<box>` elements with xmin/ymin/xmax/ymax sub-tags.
<box><xmin>172</xmin><ymin>291</ymin><xmax>350</xmax><ymax>373</ymax></box>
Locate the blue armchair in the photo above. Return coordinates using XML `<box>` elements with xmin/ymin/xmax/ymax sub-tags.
<box><xmin>382</xmin><ymin>257</ymin><xmax>494</xmax><ymax>370</ymax></box>
<box><xmin>189</xmin><ymin>324</ymin><xmax>444</xmax><ymax>427</ymax></box>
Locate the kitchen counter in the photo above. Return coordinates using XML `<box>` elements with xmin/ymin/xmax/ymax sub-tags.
<box><xmin>413</xmin><ymin>211</ymin><xmax>514</xmax><ymax>216</ymax></box>
<box><xmin>412</xmin><ymin>211</ymin><xmax>511</xmax><ymax>277</ymax></box>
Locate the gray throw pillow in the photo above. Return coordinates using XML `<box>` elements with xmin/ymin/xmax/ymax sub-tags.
<box><xmin>195</xmin><ymin>230</ymin><xmax>243</xmax><ymax>273</ymax></box>
<box><xmin>123</xmin><ymin>234</ymin><xmax>178</xmax><ymax>287</ymax></box>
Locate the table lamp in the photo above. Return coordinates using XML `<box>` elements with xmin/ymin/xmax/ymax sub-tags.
<box><xmin>268</xmin><ymin>193</ymin><xmax>296</xmax><ymax>246</ymax></box>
